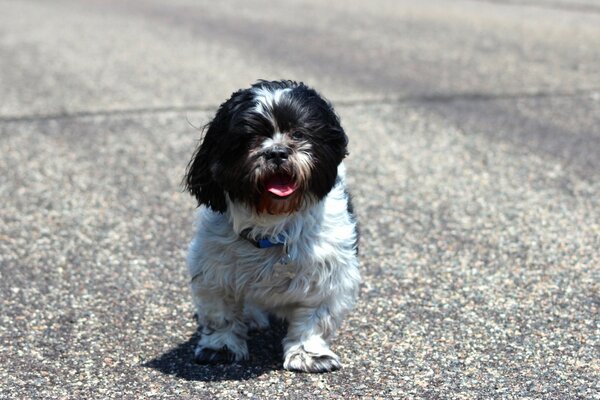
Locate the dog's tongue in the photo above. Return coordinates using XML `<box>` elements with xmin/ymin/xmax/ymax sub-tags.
<box><xmin>266</xmin><ymin>175</ymin><xmax>297</xmax><ymax>197</ymax></box>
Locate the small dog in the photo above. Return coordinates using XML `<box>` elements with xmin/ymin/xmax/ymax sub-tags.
<box><xmin>184</xmin><ymin>80</ymin><xmax>360</xmax><ymax>372</ymax></box>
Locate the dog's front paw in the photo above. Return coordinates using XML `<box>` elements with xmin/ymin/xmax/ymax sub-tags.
<box><xmin>194</xmin><ymin>345</ymin><xmax>238</xmax><ymax>364</ymax></box>
<box><xmin>193</xmin><ymin>331</ymin><xmax>249</xmax><ymax>364</ymax></box>
<box><xmin>283</xmin><ymin>346</ymin><xmax>342</xmax><ymax>373</ymax></box>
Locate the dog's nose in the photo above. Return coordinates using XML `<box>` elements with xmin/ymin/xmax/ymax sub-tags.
<box><xmin>265</xmin><ymin>146</ymin><xmax>290</xmax><ymax>165</ymax></box>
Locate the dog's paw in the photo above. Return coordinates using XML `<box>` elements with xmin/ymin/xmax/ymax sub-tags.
<box><xmin>193</xmin><ymin>322</ymin><xmax>249</xmax><ymax>364</ymax></box>
<box><xmin>283</xmin><ymin>346</ymin><xmax>342</xmax><ymax>373</ymax></box>
<box><xmin>194</xmin><ymin>345</ymin><xmax>239</xmax><ymax>365</ymax></box>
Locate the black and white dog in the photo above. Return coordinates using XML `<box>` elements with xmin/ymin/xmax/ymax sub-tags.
<box><xmin>184</xmin><ymin>80</ymin><xmax>360</xmax><ymax>372</ymax></box>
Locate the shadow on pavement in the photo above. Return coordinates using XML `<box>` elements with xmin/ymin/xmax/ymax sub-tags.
<box><xmin>145</xmin><ymin>318</ymin><xmax>287</xmax><ymax>381</ymax></box>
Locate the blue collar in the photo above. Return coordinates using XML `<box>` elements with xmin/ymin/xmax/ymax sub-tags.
<box><xmin>240</xmin><ymin>228</ymin><xmax>286</xmax><ymax>249</ymax></box>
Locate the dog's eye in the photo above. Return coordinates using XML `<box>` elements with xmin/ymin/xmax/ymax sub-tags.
<box><xmin>291</xmin><ymin>131</ymin><xmax>303</xmax><ymax>139</ymax></box>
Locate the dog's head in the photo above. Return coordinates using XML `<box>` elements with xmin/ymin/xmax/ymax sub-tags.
<box><xmin>185</xmin><ymin>80</ymin><xmax>348</xmax><ymax>215</ymax></box>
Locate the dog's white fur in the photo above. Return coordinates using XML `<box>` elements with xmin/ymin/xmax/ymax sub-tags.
<box><xmin>187</xmin><ymin>164</ymin><xmax>360</xmax><ymax>372</ymax></box>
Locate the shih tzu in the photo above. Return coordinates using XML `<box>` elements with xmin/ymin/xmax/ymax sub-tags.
<box><xmin>184</xmin><ymin>80</ymin><xmax>360</xmax><ymax>373</ymax></box>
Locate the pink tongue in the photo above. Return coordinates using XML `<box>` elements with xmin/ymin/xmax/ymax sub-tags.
<box><xmin>266</xmin><ymin>176</ymin><xmax>297</xmax><ymax>197</ymax></box>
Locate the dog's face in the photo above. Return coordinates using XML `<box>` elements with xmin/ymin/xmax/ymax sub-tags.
<box><xmin>185</xmin><ymin>80</ymin><xmax>348</xmax><ymax>214</ymax></box>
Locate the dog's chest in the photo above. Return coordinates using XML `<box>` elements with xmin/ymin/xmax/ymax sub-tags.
<box><xmin>242</xmin><ymin>256</ymin><xmax>314</xmax><ymax>305</ymax></box>
<box><xmin>269</xmin><ymin>259</ymin><xmax>298</xmax><ymax>281</ymax></box>
<box><xmin>252</xmin><ymin>257</ymin><xmax>302</xmax><ymax>287</ymax></box>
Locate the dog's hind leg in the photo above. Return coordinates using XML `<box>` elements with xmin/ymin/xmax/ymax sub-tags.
<box><xmin>243</xmin><ymin>302</ymin><xmax>270</xmax><ymax>332</ymax></box>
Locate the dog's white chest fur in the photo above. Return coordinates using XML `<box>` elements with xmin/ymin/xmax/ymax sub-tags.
<box><xmin>188</xmin><ymin>164</ymin><xmax>359</xmax><ymax>311</ymax></box>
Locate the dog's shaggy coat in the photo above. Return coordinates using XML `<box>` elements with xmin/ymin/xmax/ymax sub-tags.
<box><xmin>185</xmin><ymin>80</ymin><xmax>360</xmax><ymax>372</ymax></box>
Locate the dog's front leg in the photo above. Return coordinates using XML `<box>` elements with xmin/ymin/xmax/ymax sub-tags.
<box><xmin>191</xmin><ymin>283</ymin><xmax>248</xmax><ymax>364</ymax></box>
<box><xmin>282</xmin><ymin>305</ymin><xmax>342</xmax><ymax>372</ymax></box>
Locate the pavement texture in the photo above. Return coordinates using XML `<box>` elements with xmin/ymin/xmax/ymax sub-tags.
<box><xmin>0</xmin><ymin>0</ymin><xmax>599</xmax><ymax>399</ymax></box>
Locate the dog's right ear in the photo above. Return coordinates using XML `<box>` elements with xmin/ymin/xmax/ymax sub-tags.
<box><xmin>185</xmin><ymin>88</ymin><xmax>256</xmax><ymax>212</ymax></box>
<box><xmin>184</xmin><ymin>113</ymin><xmax>229</xmax><ymax>213</ymax></box>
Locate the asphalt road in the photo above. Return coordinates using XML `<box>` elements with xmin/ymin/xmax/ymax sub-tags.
<box><xmin>1</xmin><ymin>0</ymin><xmax>599</xmax><ymax>399</ymax></box>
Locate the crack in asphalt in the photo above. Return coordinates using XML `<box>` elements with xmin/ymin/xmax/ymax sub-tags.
<box><xmin>472</xmin><ymin>0</ymin><xmax>600</xmax><ymax>14</ymax></box>
<box><xmin>1</xmin><ymin>89</ymin><xmax>598</xmax><ymax>124</ymax></box>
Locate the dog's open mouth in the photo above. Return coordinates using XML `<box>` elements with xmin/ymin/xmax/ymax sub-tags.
<box><xmin>265</xmin><ymin>173</ymin><xmax>297</xmax><ymax>198</ymax></box>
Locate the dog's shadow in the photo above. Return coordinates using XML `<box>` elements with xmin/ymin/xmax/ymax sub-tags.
<box><xmin>145</xmin><ymin>318</ymin><xmax>287</xmax><ymax>381</ymax></box>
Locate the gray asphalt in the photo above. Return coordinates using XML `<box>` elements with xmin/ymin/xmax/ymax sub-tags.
<box><xmin>1</xmin><ymin>0</ymin><xmax>599</xmax><ymax>399</ymax></box>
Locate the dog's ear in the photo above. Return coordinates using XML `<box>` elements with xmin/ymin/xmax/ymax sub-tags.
<box><xmin>184</xmin><ymin>111</ymin><xmax>230</xmax><ymax>213</ymax></box>
<box><xmin>185</xmin><ymin>89</ymin><xmax>256</xmax><ymax>212</ymax></box>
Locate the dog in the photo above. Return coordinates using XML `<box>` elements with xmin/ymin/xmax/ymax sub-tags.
<box><xmin>184</xmin><ymin>80</ymin><xmax>360</xmax><ymax>372</ymax></box>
